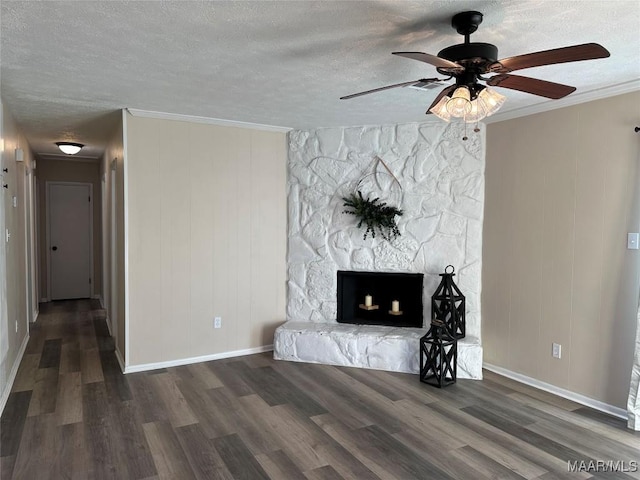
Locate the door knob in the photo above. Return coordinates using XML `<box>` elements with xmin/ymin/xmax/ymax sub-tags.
<box><xmin>52</xmin><ymin>246</ymin><xmax>58</xmax><ymax>251</ymax></box>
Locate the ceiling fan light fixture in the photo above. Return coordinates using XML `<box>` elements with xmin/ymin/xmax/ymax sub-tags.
<box><xmin>56</xmin><ymin>142</ymin><xmax>84</xmax><ymax>155</ymax></box>
<box><xmin>446</xmin><ymin>86</ymin><xmax>472</xmax><ymax>117</ymax></box>
<box><xmin>429</xmin><ymin>95</ymin><xmax>452</xmax><ymax>122</ymax></box>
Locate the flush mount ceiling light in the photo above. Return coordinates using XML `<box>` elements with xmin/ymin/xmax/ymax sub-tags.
<box><xmin>55</xmin><ymin>142</ymin><xmax>84</xmax><ymax>155</ymax></box>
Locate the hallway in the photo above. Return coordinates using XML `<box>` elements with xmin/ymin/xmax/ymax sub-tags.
<box><xmin>2</xmin><ymin>300</ymin><xmax>640</xmax><ymax>480</ymax></box>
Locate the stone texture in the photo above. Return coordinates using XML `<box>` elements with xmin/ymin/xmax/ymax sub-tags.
<box><xmin>274</xmin><ymin>321</ymin><xmax>483</xmax><ymax>379</ymax></box>
<box><xmin>284</xmin><ymin>121</ymin><xmax>486</xmax><ymax>378</ymax></box>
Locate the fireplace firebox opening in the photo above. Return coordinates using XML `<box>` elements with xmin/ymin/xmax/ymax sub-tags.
<box><xmin>337</xmin><ymin>270</ymin><xmax>424</xmax><ymax>328</ymax></box>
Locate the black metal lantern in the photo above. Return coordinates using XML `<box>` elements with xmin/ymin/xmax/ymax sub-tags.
<box><xmin>431</xmin><ymin>265</ymin><xmax>465</xmax><ymax>339</ymax></box>
<box><xmin>420</xmin><ymin>319</ymin><xmax>457</xmax><ymax>387</ymax></box>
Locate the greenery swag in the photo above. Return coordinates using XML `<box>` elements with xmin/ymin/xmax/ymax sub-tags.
<box><xmin>342</xmin><ymin>191</ymin><xmax>403</xmax><ymax>241</ymax></box>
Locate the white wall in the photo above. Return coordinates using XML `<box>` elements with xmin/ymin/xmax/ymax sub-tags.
<box><xmin>0</xmin><ymin>100</ymin><xmax>36</xmax><ymax>413</ymax></box>
<box><xmin>483</xmin><ymin>91</ymin><xmax>640</xmax><ymax>410</ymax></box>
<box><xmin>125</xmin><ymin>113</ymin><xmax>287</xmax><ymax>367</ymax></box>
<box><xmin>287</xmin><ymin>122</ymin><xmax>485</xmax><ymax>342</ymax></box>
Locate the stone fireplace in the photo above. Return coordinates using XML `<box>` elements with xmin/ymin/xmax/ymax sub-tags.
<box><xmin>275</xmin><ymin>121</ymin><xmax>485</xmax><ymax>379</ymax></box>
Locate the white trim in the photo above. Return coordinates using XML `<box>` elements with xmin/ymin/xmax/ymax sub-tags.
<box><xmin>105</xmin><ymin>315</ymin><xmax>113</xmax><ymax>337</ymax></box>
<box><xmin>122</xmin><ymin>109</ymin><xmax>129</xmax><ymax>367</ymax></box>
<box><xmin>485</xmin><ymin>79</ymin><xmax>640</xmax><ymax>124</ymax></box>
<box><xmin>100</xmin><ymin>172</ymin><xmax>109</xmax><ymax>333</ymax></box>
<box><xmin>35</xmin><ymin>153</ymin><xmax>100</xmax><ymax>163</ymax></box>
<box><xmin>45</xmin><ymin>181</ymin><xmax>94</xmax><ymax>300</ymax></box>
<box><xmin>123</xmin><ymin>345</ymin><xmax>274</xmax><ymax>374</ymax></box>
<box><xmin>126</xmin><ymin>108</ymin><xmax>292</xmax><ymax>133</ymax></box>
<box><xmin>32</xmin><ymin>308</ymin><xmax>39</xmax><ymax>324</ymax></box>
<box><xmin>115</xmin><ymin>347</ymin><xmax>126</xmax><ymax>373</ymax></box>
<box><xmin>40</xmin><ymin>297</ymin><xmax>49</xmax><ymax>303</ymax></box>
<box><xmin>483</xmin><ymin>363</ymin><xmax>627</xmax><ymax>420</ymax></box>
<box><xmin>110</xmin><ymin>157</ymin><xmax>118</xmax><ymax>360</ymax></box>
<box><xmin>35</xmin><ymin>177</ymin><xmax>40</xmax><ymax>303</ymax></box>
<box><xmin>0</xmin><ymin>333</ymin><xmax>29</xmax><ymax>415</ymax></box>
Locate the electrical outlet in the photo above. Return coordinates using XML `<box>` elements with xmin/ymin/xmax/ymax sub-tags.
<box><xmin>214</xmin><ymin>316</ymin><xmax>222</xmax><ymax>329</ymax></box>
<box><xmin>552</xmin><ymin>343</ymin><xmax>561</xmax><ymax>359</ymax></box>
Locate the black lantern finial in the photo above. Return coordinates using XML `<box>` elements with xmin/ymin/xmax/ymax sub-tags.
<box><xmin>431</xmin><ymin>265</ymin><xmax>466</xmax><ymax>339</ymax></box>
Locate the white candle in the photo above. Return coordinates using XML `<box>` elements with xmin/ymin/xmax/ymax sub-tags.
<box><xmin>392</xmin><ymin>300</ymin><xmax>400</xmax><ymax>312</ymax></box>
<box><xmin>365</xmin><ymin>295</ymin><xmax>372</xmax><ymax>307</ymax></box>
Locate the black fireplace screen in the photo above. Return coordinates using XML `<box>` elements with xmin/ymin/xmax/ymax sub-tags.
<box><xmin>337</xmin><ymin>270</ymin><xmax>424</xmax><ymax>328</ymax></box>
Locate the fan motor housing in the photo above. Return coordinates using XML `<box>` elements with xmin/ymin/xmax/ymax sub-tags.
<box><xmin>438</xmin><ymin>42</ymin><xmax>498</xmax><ymax>69</ymax></box>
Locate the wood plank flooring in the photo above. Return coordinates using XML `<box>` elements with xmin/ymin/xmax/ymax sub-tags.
<box><xmin>1</xmin><ymin>300</ymin><xmax>638</xmax><ymax>479</ymax></box>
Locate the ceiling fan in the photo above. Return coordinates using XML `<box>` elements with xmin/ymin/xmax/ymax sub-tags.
<box><xmin>341</xmin><ymin>11</ymin><xmax>610</xmax><ymax>123</ymax></box>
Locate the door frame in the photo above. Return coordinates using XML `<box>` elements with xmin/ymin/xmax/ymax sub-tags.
<box><xmin>24</xmin><ymin>165</ymin><xmax>36</xmax><ymax>323</ymax></box>
<box><xmin>45</xmin><ymin>181</ymin><xmax>94</xmax><ymax>300</ymax></box>
<box><xmin>110</xmin><ymin>160</ymin><xmax>118</xmax><ymax>349</ymax></box>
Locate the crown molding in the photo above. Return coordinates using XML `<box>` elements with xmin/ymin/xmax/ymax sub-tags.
<box><xmin>485</xmin><ymin>79</ymin><xmax>640</xmax><ymax>124</ymax></box>
<box><xmin>36</xmin><ymin>153</ymin><xmax>100</xmax><ymax>163</ymax></box>
<box><xmin>126</xmin><ymin>108</ymin><xmax>292</xmax><ymax>133</ymax></box>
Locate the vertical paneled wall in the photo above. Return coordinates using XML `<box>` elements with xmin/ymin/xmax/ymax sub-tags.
<box><xmin>125</xmin><ymin>114</ymin><xmax>286</xmax><ymax>366</ymax></box>
<box><xmin>0</xmin><ymin>101</ymin><xmax>35</xmax><ymax>410</ymax></box>
<box><xmin>483</xmin><ymin>91</ymin><xmax>640</xmax><ymax>409</ymax></box>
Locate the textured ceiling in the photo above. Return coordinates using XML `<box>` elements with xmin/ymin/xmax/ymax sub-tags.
<box><xmin>1</xmin><ymin>1</ymin><xmax>639</xmax><ymax>159</ymax></box>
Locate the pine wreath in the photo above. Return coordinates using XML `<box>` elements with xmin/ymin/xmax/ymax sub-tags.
<box><xmin>342</xmin><ymin>191</ymin><xmax>403</xmax><ymax>241</ymax></box>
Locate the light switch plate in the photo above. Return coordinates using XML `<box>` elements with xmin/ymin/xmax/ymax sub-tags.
<box><xmin>628</xmin><ymin>233</ymin><xmax>639</xmax><ymax>250</ymax></box>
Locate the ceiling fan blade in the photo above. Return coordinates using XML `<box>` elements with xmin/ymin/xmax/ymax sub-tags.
<box><xmin>392</xmin><ymin>52</ymin><xmax>463</xmax><ymax>71</ymax></box>
<box><xmin>426</xmin><ymin>85</ymin><xmax>456</xmax><ymax>114</ymax></box>
<box><xmin>490</xmin><ymin>43</ymin><xmax>610</xmax><ymax>73</ymax></box>
<box><xmin>340</xmin><ymin>78</ymin><xmax>440</xmax><ymax>100</ymax></box>
<box><xmin>487</xmin><ymin>74</ymin><xmax>576</xmax><ymax>99</ymax></box>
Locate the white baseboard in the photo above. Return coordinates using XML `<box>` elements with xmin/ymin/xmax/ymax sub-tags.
<box><xmin>32</xmin><ymin>308</ymin><xmax>39</xmax><ymax>323</ymax></box>
<box><xmin>40</xmin><ymin>297</ymin><xmax>49</xmax><ymax>303</ymax></box>
<box><xmin>483</xmin><ymin>363</ymin><xmax>627</xmax><ymax>420</ymax></box>
<box><xmin>123</xmin><ymin>344</ymin><xmax>274</xmax><ymax>374</ymax></box>
<box><xmin>115</xmin><ymin>348</ymin><xmax>126</xmax><ymax>373</ymax></box>
<box><xmin>0</xmin><ymin>333</ymin><xmax>30</xmax><ymax>415</ymax></box>
<box><xmin>105</xmin><ymin>316</ymin><xmax>113</xmax><ymax>337</ymax></box>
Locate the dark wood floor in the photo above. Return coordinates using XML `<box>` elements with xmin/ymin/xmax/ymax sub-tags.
<box><xmin>1</xmin><ymin>300</ymin><xmax>638</xmax><ymax>480</ymax></box>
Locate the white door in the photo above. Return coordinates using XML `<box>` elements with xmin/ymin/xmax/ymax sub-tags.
<box><xmin>48</xmin><ymin>183</ymin><xmax>92</xmax><ymax>300</ymax></box>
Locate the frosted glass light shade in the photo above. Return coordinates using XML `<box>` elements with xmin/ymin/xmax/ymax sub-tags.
<box><xmin>56</xmin><ymin>142</ymin><xmax>84</xmax><ymax>155</ymax></box>
<box><xmin>446</xmin><ymin>87</ymin><xmax>472</xmax><ymax>117</ymax></box>
<box><xmin>464</xmin><ymin>98</ymin><xmax>488</xmax><ymax>123</ymax></box>
<box><xmin>478</xmin><ymin>87</ymin><xmax>505</xmax><ymax>117</ymax></box>
<box><xmin>429</xmin><ymin>95</ymin><xmax>452</xmax><ymax>122</ymax></box>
